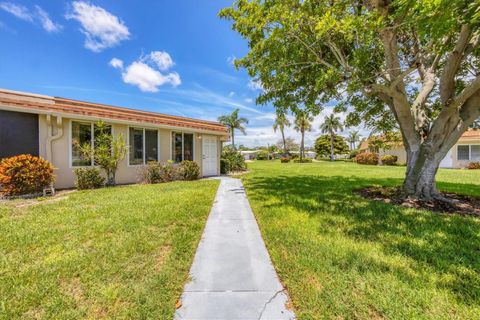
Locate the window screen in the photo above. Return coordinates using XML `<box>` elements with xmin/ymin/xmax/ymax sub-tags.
<box><xmin>72</xmin><ymin>122</ymin><xmax>92</xmax><ymax>166</ymax></box>
<box><xmin>184</xmin><ymin>133</ymin><xmax>194</xmax><ymax>161</ymax></box>
<box><xmin>471</xmin><ymin>145</ymin><xmax>480</xmax><ymax>161</ymax></box>
<box><xmin>145</xmin><ymin>130</ymin><xmax>158</xmax><ymax>162</ymax></box>
<box><xmin>129</xmin><ymin>128</ymin><xmax>144</xmax><ymax>165</ymax></box>
<box><xmin>457</xmin><ymin>145</ymin><xmax>470</xmax><ymax>161</ymax></box>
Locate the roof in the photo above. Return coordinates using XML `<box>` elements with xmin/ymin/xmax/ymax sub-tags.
<box><xmin>359</xmin><ymin>129</ymin><xmax>480</xmax><ymax>150</ymax></box>
<box><xmin>0</xmin><ymin>88</ymin><xmax>229</xmax><ymax>134</ymax></box>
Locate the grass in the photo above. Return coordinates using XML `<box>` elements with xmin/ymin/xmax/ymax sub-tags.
<box><xmin>0</xmin><ymin>180</ymin><xmax>219</xmax><ymax>319</ymax></box>
<box><xmin>241</xmin><ymin>161</ymin><xmax>480</xmax><ymax>320</ymax></box>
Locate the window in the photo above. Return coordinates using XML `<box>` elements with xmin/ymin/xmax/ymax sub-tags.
<box><xmin>71</xmin><ymin>121</ymin><xmax>112</xmax><ymax>166</ymax></box>
<box><xmin>171</xmin><ymin>132</ymin><xmax>194</xmax><ymax>162</ymax></box>
<box><xmin>471</xmin><ymin>145</ymin><xmax>480</xmax><ymax>161</ymax></box>
<box><xmin>457</xmin><ymin>145</ymin><xmax>470</xmax><ymax>161</ymax></box>
<box><xmin>128</xmin><ymin>127</ymin><xmax>158</xmax><ymax>165</ymax></box>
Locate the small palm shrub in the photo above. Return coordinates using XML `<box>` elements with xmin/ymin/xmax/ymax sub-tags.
<box><xmin>349</xmin><ymin>149</ymin><xmax>359</xmax><ymax>159</ymax></box>
<box><xmin>280</xmin><ymin>157</ymin><xmax>290</xmax><ymax>163</ymax></box>
<box><xmin>178</xmin><ymin>160</ymin><xmax>200</xmax><ymax>180</ymax></box>
<box><xmin>74</xmin><ymin>167</ymin><xmax>105</xmax><ymax>190</ymax></box>
<box><xmin>0</xmin><ymin>154</ymin><xmax>55</xmax><ymax>196</ymax></box>
<box><xmin>381</xmin><ymin>155</ymin><xmax>398</xmax><ymax>166</ymax></box>
<box><xmin>221</xmin><ymin>148</ymin><xmax>247</xmax><ymax>173</ymax></box>
<box><xmin>355</xmin><ymin>152</ymin><xmax>379</xmax><ymax>165</ymax></box>
<box><xmin>467</xmin><ymin>162</ymin><xmax>480</xmax><ymax>170</ymax></box>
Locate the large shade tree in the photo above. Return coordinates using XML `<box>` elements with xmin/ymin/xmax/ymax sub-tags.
<box><xmin>320</xmin><ymin>114</ymin><xmax>344</xmax><ymax>160</ymax></box>
<box><xmin>220</xmin><ymin>0</ymin><xmax>480</xmax><ymax>201</ymax></box>
<box><xmin>218</xmin><ymin>108</ymin><xmax>249</xmax><ymax>150</ymax></box>
<box><xmin>273</xmin><ymin>111</ymin><xmax>292</xmax><ymax>154</ymax></box>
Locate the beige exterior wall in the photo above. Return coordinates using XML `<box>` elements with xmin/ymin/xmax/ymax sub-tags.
<box><xmin>451</xmin><ymin>142</ymin><xmax>480</xmax><ymax>168</ymax></box>
<box><xmin>38</xmin><ymin>115</ymin><xmax>223</xmax><ymax>189</ymax></box>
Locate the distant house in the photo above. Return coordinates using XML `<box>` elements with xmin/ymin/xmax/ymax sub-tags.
<box><xmin>359</xmin><ymin>129</ymin><xmax>480</xmax><ymax>168</ymax></box>
<box><xmin>240</xmin><ymin>150</ymin><xmax>258</xmax><ymax>160</ymax></box>
<box><xmin>0</xmin><ymin>89</ymin><xmax>229</xmax><ymax>188</ymax></box>
<box><xmin>289</xmin><ymin>151</ymin><xmax>317</xmax><ymax>159</ymax></box>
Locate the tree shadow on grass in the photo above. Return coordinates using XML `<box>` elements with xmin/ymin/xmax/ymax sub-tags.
<box><xmin>243</xmin><ymin>174</ymin><xmax>480</xmax><ymax>305</ymax></box>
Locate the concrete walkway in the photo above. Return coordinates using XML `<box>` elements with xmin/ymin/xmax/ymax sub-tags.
<box><xmin>175</xmin><ymin>177</ymin><xmax>295</xmax><ymax>320</ymax></box>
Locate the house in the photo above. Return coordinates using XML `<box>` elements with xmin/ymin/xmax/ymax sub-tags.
<box><xmin>289</xmin><ymin>150</ymin><xmax>317</xmax><ymax>159</ymax></box>
<box><xmin>0</xmin><ymin>89</ymin><xmax>229</xmax><ymax>188</ymax></box>
<box><xmin>359</xmin><ymin>129</ymin><xmax>480</xmax><ymax>168</ymax></box>
<box><xmin>240</xmin><ymin>150</ymin><xmax>258</xmax><ymax>160</ymax></box>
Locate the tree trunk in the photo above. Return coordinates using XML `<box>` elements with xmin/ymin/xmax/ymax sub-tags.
<box><xmin>300</xmin><ymin>129</ymin><xmax>305</xmax><ymax>161</ymax></box>
<box><xmin>231</xmin><ymin>129</ymin><xmax>235</xmax><ymax>150</ymax></box>
<box><xmin>281</xmin><ymin>128</ymin><xmax>287</xmax><ymax>154</ymax></box>
<box><xmin>330</xmin><ymin>133</ymin><xmax>335</xmax><ymax>161</ymax></box>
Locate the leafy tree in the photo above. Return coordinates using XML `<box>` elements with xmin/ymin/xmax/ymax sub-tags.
<box><xmin>273</xmin><ymin>111</ymin><xmax>291</xmax><ymax>154</ymax></box>
<box><xmin>293</xmin><ymin>111</ymin><xmax>313</xmax><ymax>160</ymax></box>
<box><xmin>320</xmin><ymin>114</ymin><xmax>344</xmax><ymax>161</ymax></box>
<box><xmin>347</xmin><ymin>131</ymin><xmax>361</xmax><ymax>150</ymax></box>
<box><xmin>220</xmin><ymin>1</ymin><xmax>480</xmax><ymax>201</ymax></box>
<box><xmin>77</xmin><ymin>121</ymin><xmax>126</xmax><ymax>186</ymax></box>
<box><xmin>367</xmin><ymin>132</ymin><xmax>403</xmax><ymax>164</ymax></box>
<box><xmin>315</xmin><ymin>135</ymin><xmax>349</xmax><ymax>158</ymax></box>
<box><xmin>218</xmin><ymin>108</ymin><xmax>248</xmax><ymax>150</ymax></box>
<box><xmin>276</xmin><ymin>136</ymin><xmax>299</xmax><ymax>152</ymax></box>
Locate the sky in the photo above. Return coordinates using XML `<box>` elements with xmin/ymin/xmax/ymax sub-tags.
<box><xmin>0</xmin><ymin>0</ymin><xmax>362</xmax><ymax>147</ymax></box>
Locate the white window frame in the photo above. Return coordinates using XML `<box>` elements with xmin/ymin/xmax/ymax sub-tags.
<box><xmin>170</xmin><ymin>131</ymin><xmax>196</xmax><ymax>163</ymax></box>
<box><xmin>69</xmin><ymin>120</ymin><xmax>114</xmax><ymax>168</ymax></box>
<box><xmin>127</xmin><ymin>126</ymin><xmax>160</xmax><ymax>166</ymax></box>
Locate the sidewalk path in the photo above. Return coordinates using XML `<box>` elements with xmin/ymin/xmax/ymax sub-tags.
<box><xmin>175</xmin><ymin>177</ymin><xmax>295</xmax><ymax>320</ymax></box>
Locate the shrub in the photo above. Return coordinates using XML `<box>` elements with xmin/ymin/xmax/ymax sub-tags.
<box><xmin>280</xmin><ymin>157</ymin><xmax>290</xmax><ymax>163</ymax></box>
<box><xmin>74</xmin><ymin>167</ymin><xmax>105</xmax><ymax>190</ymax></box>
<box><xmin>0</xmin><ymin>154</ymin><xmax>55</xmax><ymax>196</ymax></box>
<box><xmin>355</xmin><ymin>152</ymin><xmax>379</xmax><ymax>165</ymax></box>
<box><xmin>178</xmin><ymin>160</ymin><xmax>200</xmax><ymax>180</ymax></box>
<box><xmin>294</xmin><ymin>158</ymin><xmax>313</xmax><ymax>163</ymax></box>
<box><xmin>381</xmin><ymin>154</ymin><xmax>398</xmax><ymax>166</ymax></box>
<box><xmin>256</xmin><ymin>150</ymin><xmax>270</xmax><ymax>160</ymax></box>
<box><xmin>139</xmin><ymin>162</ymin><xmax>164</xmax><ymax>184</ymax></box>
<box><xmin>349</xmin><ymin>149</ymin><xmax>360</xmax><ymax>159</ymax></box>
<box><xmin>467</xmin><ymin>162</ymin><xmax>480</xmax><ymax>170</ymax></box>
<box><xmin>221</xmin><ymin>148</ymin><xmax>247</xmax><ymax>173</ymax></box>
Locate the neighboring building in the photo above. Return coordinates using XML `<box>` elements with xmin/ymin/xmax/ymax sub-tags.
<box><xmin>240</xmin><ymin>150</ymin><xmax>258</xmax><ymax>160</ymax></box>
<box><xmin>359</xmin><ymin>130</ymin><xmax>480</xmax><ymax>168</ymax></box>
<box><xmin>0</xmin><ymin>89</ymin><xmax>229</xmax><ymax>188</ymax></box>
<box><xmin>290</xmin><ymin>151</ymin><xmax>317</xmax><ymax>159</ymax></box>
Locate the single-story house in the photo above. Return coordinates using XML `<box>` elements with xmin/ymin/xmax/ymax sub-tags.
<box><xmin>359</xmin><ymin>129</ymin><xmax>480</xmax><ymax>168</ymax></box>
<box><xmin>0</xmin><ymin>89</ymin><xmax>229</xmax><ymax>188</ymax></box>
<box><xmin>240</xmin><ymin>150</ymin><xmax>258</xmax><ymax>160</ymax></box>
<box><xmin>290</xmin><ymin>150</ymin><xmax>317</xmax><ymax>159</ymax></box>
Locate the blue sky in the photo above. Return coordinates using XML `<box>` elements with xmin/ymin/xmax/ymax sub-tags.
<box><xmin>0</xmin><ymin>0</ymin><xmax>357</xmax><ymax>147</ymax></box>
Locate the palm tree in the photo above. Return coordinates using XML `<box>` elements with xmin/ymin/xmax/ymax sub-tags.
<box><xmin>273</xmin><ymin>111</ymin><xmax>291</xmax><ymax>154</ymax></box>
<box><xmin>320</xmin><ymin>114</ymin><xmax>344</xmax><ymax>161</ymax></box>
<box><xmin>293</xmin><ymin>111</ymin><xmax>313</xmax><ymax>161</ymax></box>
<box><xmin>347</xmin><ymin>130</ymin><xmax>361</xmax><ymax>150</ymax></box>
<box><xmin>217</xmin><ymin>108</ymin><xmax>248</xmax><ymax>150</ymax></box>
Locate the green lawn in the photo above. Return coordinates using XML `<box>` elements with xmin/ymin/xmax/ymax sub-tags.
<box><xmin>0</xmin><ymin>180</ymin><xmax>219</xmax><ymax>319</ymax></box>
<box><xmin>242</xmin><ymin>161</ymin><xmax>480</xmax><ymax>320</ymax></box>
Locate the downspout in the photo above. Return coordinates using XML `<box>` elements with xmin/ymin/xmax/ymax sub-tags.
<box><xmin>46</xmin><ymin>114</ymin><xmax>63</xmax><ymax>162</ymax></box>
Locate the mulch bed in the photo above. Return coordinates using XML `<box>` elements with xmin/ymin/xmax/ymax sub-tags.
<box><xmin>358</xmin><ymin>186</ymin><xmax>480</xmax><ymax>217</ymax></box>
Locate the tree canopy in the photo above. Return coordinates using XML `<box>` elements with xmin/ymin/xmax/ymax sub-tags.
<box><xmin>315</xmin><ymin>135</ymin><xmax>350</xmax><ymax>157</ymax></box>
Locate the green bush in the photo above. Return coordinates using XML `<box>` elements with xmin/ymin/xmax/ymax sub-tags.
<box><xmin>139</xmin><ymin>162</ymin><xmax>164</xmax><ymax>184</ymax></box>
<box><xmin>178</xmin><ymin>160</ymin><xmax>200</xmax><ymax>180</ymax></box>
<box><xmin>355</xmin><ymin>152</ymin><xmax>379</xmax><ymax>165</ymax></box>
<box><xmin>349</xmin><ymin>149</ymin><xmax>360</xmax><ymax>159</ymax></box>
<box><xmin>381</xmin><ymin>154</ymin><xmax>398</xmax><ymax>165</ymax></box>
<box><xmin>294</xmin><ymin>158</ymin><xmax>313</xmax><ymax>163</ymax></box>
<box><xmin>256</xmin><ymin>150</ymin><xmax>270</xmax><ymax>160</ymax></box>
<box><xmin>280</xmin><ymin>157</ymin><xmax>290</xmax><ymax>163</ymax></box>
<box><xmin>74</xmin><ymin>167</ymin><xmax>105</xmax><ymax>190</ymax></box>
<box><xmin>221</xmin><ymin>148</ymin><xmax>247</xmax><ymax>173</ymax></box>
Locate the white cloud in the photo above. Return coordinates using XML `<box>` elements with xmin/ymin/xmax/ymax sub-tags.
<box><xmin>248</xmin><ymin>79</ymin><xmax>263</xmax><ymax>91</ymax></box>
<box><xmin>228</xmin><ymin>91</ymin><xmax>235</xmax><ymax>97</ymax></box>
<box><xmin>0</xmin><ymin>2</ymin><xmax>32</xmax><ymax>21</ymax></box>
<box><xmin>66</xmin><ymin>1</ymin><xmax>130</xmax><ymax>52</ymax></box>
<box><xmin>35</xmin><ymin>6</ymin><xmax>62</xmax><ymax>33</ymax></box>
<box><xmin>147</xmin><ymin>51</ymin><xmax>174</xmax><ymax>71</ymax></box>
<box><xmin>244</xmin><ymin>98</ymin><xmax>253</xmax><ymax>104</ymax></box>
<box><xmin>109</xmin><ymin>57</ymin><xmax>124</xmax><ymax>69</ymax></box>
<box><xmin>110</xmin><ymin>51</ymin><xmax>181</xmax><ymax>92</ymax></box>
<box><xmin>227</xmin><ymin>55</ymin><xmax>236</xmax><ymax>66</ymax></box>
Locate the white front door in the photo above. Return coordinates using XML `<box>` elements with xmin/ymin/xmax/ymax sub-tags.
<box><xmin>440</xmin><ymin>148</ymin><xmax>453</xmax><ymax>168</ymax></box>
<box><xmin>202</xmin><ymin>135</ymin><xmax>218</xmax><ymax>176</ymax></box>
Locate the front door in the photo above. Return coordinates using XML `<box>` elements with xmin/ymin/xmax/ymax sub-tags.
<box><xmin>202</xmin><ymin>135</ymin><xmax>218</xmax><ymax>176</ymax></box>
